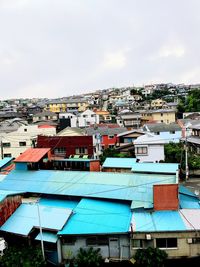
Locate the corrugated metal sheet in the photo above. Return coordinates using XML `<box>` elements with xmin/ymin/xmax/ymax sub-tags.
<box><xmin>179</xmin><ymin>194</ymin><xmax>200</xmax><ymax>209</ymax></box>
<box><xmin>131</xmin><ymin>210</ymin><xmax>187</xmax><ymax>232</ymax></box>
<box><xmin>0</xmin><ymin>157</ymin><xmax>13</xmax><ymax>169</ymax></box>
<box><xmin>179</xmin><ymin>185</ymin><xmax>197</xmax><ymax>197</ymax></box>
<box><xmin>103</xmin><ymin>158</ymin><xmax>136</xmax><ymax>169</ymax></box>
<box><xmin>58</xmin><ymin>198</ymin><xmax>132</xmax><ymax>235</ymax></box>
<box><xmin>180</xmin><ymin>209</ymin><xmax>200</xmax><ymax>230</ymax></box>
<box><xmin>0</xmin><ymin>199</ymin><xmax>73</xmax><ymax>236</ymax></box>
<box><xmin>0</xmin><ymin>170</ymin><xmax>176</xmax><ymax>207</ymax></box>
<box><xmin>35</xmin><ymin>231</ymin><xmax>58</xmax><ymax>243</ymax></box>
<box><xmin>132</xmin><ymin>163</ymin><xmax>179</xmax><ymax>174</ymax></box>
<box><xmin>14</xmin><ymin>148</ymin><xmax>50</xmax><ymax>163</ymax></box>
<box><xmin>154</xmin><ymin>184</ymin><xmax>179</xmax><ymax>210</ymax></box>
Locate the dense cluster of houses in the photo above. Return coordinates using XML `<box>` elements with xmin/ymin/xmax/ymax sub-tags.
<box><xmin>0</xmin><ymin>83</ymin><xmax>199</xmax><ymax>264</ymax></box>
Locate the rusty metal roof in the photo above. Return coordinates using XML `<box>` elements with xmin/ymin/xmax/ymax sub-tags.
<box><xmin>14</xmin><ymin>148</ymin><xmax>50</xmax><ymax>163</ymax></box>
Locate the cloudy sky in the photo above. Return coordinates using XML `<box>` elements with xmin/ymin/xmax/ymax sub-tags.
<box><xmin>0</xmin><ymin>0</ymin><xmax>200</xmax><ymax>99</ymax></box>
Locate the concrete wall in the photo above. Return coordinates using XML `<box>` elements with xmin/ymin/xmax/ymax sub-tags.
<box><xmin>61</xmin><ymin>235</ymin><xmax>130</xmax><ymax>261</ymax></box>
<box><xmin>131</xmin><ymin>232</ymin><xmax>200</xmax><ymax>259</ymax></box>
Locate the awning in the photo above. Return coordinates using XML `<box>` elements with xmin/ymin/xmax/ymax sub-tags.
<box><xmin>35</xmin><ymin>232</ymin><xmax>58</xmax><ymax>243</ymax></box>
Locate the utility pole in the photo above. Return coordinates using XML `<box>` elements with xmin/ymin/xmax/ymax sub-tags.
<box><xmin>0</xmin><ymin>139</ymin><xmax>3</xmax><ymax>160</ymax></box>
<box><xmin>185</xmin><ymin>127</ymin><xmax>189</xmax><ymax>181</ymax></box>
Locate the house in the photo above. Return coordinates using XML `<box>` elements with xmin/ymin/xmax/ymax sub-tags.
<box><xmin>0</xmin><ymin>118</ymin><xmax>28</xmax><ymax>134</ymax></box>
<box><xmin>94</xmin><ymin>110</ymin><xmax>112</xmax><ymax>123</ymax></box>
<box><xmin>150</xmin><ymin>99</ymin><xmax>166</xmax><ymax>109</ymax></box>
<box><xmin>85</xmin><ymin>125</ymin><xmax>127</xmax><ymax>151</ymax></box>
<box><xmin>187</xmin><ymin>123</ymin><xmax>200</xmax><ymax>154</ymax></box>
<box><xmin>142</xmin><ymin>123</ymin><xmax>182</xmax><ymax>143</ymax></box>
<box><xmin>134</xmin><ymin>133</ymin><xmax>166</xmax><ymax>162</ymax></box>
<box><xmin>32</xmin><ymin>111</ymin><xmax>58</xmax><ymax>123</ymax></box>
<box><xmin>59</xmin><ymin>110</ymin><xmax>99</xmax><ymax>128</ymax></box>
<box><xmin>141</xmin><ymin>109</ymin><xmax>176</xmax><ymax>124</ymax></box>
<box><xmin>37</xmin><ymin>135</ymin><xmax>94</xmax><ymax>159</ymax></box>
<box><xmin>116</xmin><ymin>112</ymin><xmax>141</xmax><ymax>129</ymax></box>
<box><xmin>115</xmin><ymin>130</ymin><xmax>145</xmax><ymax>156</ymax></box>
<box><xmin>0</xmin><ymin>125</ymin><xmax>56</xmax><ymax>159</ymax></box>
<box><xmin>45</xmin><ymin>99</ymin><xmax>67</xmax><ymax>113</ymax></box>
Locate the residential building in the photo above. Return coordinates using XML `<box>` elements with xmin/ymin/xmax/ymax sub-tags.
<box><xmin>142</xmin><ymin>123</ymin><xmax>182</xmax><ymax>143</ymax></box>
<box><xmin>37</xmin><ymin>135</ymin><xmax>94</xmax><ymax>159</ymax></box>
<box><xmin>187</xmin><ymin>123</ymin><xmax>200</xmax><ymax>154</ymax></box>
<box><xmin>141</xmin><ymin>109</ymin><xmax>176</xmax><ymax>124</ymax></box>
<box><xmin>0</xmin><ymin>125</ymin><xmax>56</xmax><ymax>159</ymax></box>
<box><xmin>134</xmin><ymin>133</ymin><xmax>166</xmax><ymax>162</ymax></box>
<box><xmin>32</xmin><ymin>111</ymin><xmax>58</xmax><ymax>123</ymax></box>
<box><xmin>150</xmin><ymin>98</ymin><xmax>166</xmax><ymax>109</ymax></box>
<box><xmin>94</xmin><ymin>110</ymin><xmax>112</xmax><ymax>123</ymax></box>
<box><xmin>117</xmin><ymin>112</ymin><xmax>141</xmax><ymax>129</ymax></box>
<box><xmin>86</xmin><ymin>125</ymin><xmax>127</xmax><ymax>151</ymax></box>
<box><xmin>59</xmin><ymin>110</ymin><xmax>99</xmax><ymax>128</ymax></box>
<box><xmin>0</xmin><ymin>118</ymin><xmax>28</xmax><ymax>134</ymax></box>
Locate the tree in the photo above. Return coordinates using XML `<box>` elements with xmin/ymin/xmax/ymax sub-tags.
<box><xmin>99</xmin><ymin>148</ymin><xmax>130</xmax><ymax>164</ymax></box>
<box><xmin>134</xmin><ymin>247</ymin><xmax>168</xmax><ymax>267</ymax></box>
<box><xmin>75</xmin><ymin>247</ymin><xmax>103</xmax><ymax>267</ymax></box>
<box><xmin>0</xmin><ymin>245</ymin><xmax>46</xmax><ymax>267</ymax></box>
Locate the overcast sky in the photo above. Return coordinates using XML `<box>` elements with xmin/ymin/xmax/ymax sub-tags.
<box><xmin>0</xmin><ymin>0</ymin><xmax>200</xmax><ymax>99</ymax></box>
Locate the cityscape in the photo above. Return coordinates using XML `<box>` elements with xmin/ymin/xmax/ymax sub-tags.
<box><xmin>0</xmin><ymin>1</ymin><xmax>200</xmax><ymax>267</ymax></box>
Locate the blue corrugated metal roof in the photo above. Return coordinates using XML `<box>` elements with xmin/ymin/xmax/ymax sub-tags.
<box><xmin>131</xmin><ymin>163</ymin><xmax>179</xmax><ymax>174</ymax></box>
<box><xmin>103</xmin><ymin>157</ymin><xmax>137</xmax><ymax>168</ymax></box>
<box><xmin>1</xmin><ymin>199</ymin><xmax>73</xmax><ymax>236</ymax></box>
<box><xmin>59</xmin><ymin>198</ymin><xmax>132</xmax><ymax>235</ymax></box>
<box><xmin>0</xmin><ymin>170</ymin><xmax>176</xmax><ymax>208</ymax></box>
<box><xmin>179</xmin><ymin>194</ymin><xmax>200</xmax><ymax>209</ymax></box>
<box><xmin>0</xmin><ymin>157</ymin><xmax>13</xmax><ymax>169</ymax></box>
<box><xmin>0</xmin><ymin>189</ymin><xmax>24</xmax><ymax>202</ymax></box>
<box><xmin>35</xmin><ymin>231</ymin><xmax>58</xmax><ymax>243</ymax></box>
<box><xmin>179</xmin><ymin>185</ymin><xmax>197</xmax><ymax>197</ymax></box>
<box><xmin>131</xmin><ymin>210</ymin><xmax>187</xmax><ymax>232</ymax></box>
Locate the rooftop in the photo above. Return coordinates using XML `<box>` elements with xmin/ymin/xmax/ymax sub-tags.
<box><xmin>103</xmin><ymin>157</ymin><xmax>137</xmax><ymax>169</ymax></box>
<box><xmin>14</xmin><ymin>148</ymin><xmax>50</xmax><ymax>163</ymax></box>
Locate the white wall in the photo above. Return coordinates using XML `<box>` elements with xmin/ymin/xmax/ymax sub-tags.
<box><xmin>135</xmin><ymin>144</ymin><xmax>165</xmax><ymax>163</ymax></box>
<box><xmin>0</xmin><ymin>125</ymin><xmax>56</xmax><ymax>159</ymax></box>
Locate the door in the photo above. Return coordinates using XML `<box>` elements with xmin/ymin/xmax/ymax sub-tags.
<box><xmin>109</xmin><ymin>238</ymin><xmax>120</xmax><ymax>258</ymax></box>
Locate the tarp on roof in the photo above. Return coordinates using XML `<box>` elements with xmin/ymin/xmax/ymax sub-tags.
<box><xmin>0</xmin><ymin>170</ymin><xmax>176</xmax><ymax>207</ymax></box>
<box><xmin>132</xmin><ymin>163</ymin><xmax>179</xmax><ymax>174</ymax></box>
<box><xmin>35</xmin><ymin>231</ymin><xmax>58</xmax><ymax>243</ymax></box>
<box><xmin>0</xmin><ymin>157</ymin><xmax>13</xmax><ymax>169</ymax></box>
<box><xmin>131</xmin><ymin>210</ymin><xmax>187</xmax><ymax>232</ymax></box>
<box><xmin>0</xmin><ymin>199</ymin><xmax>73</xmax><ymax>236</ymax></box>
<box><xmin>14</xmin><ymin>148</ymin><xmax>50</xmax><ymax>163</ymax></box>
<box><xmin>103</xmin><ymin>158</ymin><xmax>136</xmax><ymax>169</ymax></box>
<box><xmin>58</xmin><ymin>198</ymin><xmax>132</xmax><ymax>235</ymax></box>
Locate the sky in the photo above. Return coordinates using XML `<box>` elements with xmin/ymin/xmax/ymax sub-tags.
<box><xmin>0</xmin><ymin>0</ymin><xmax>200</xmax><ymax>99</ymax></box>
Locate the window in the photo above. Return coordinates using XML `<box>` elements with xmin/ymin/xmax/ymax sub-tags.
<box><xmin>3</xmin><ymin>153</ymin><xmax>12</xmax><ymax>157</ymax></box>
<box><xmin>75</xmin><ymin>147</ymin><xmax>88</xmax><ymax>154</ymax></box>
<box><xmin>136</xmin><ymin>147</ymin><xmax>148</xmax><ymax>155</ymax></box>
<box><xmin>132</xmin><ymin>239</ymin><xmax>143</xmax><ymax>249</ymax></box>
<box><xmin>192</xmin><ymin>238</ymin><xmax>200</xmax><ymax>244</ymax></box>
<box><xmin>86</xmin><ymin>236</ymin><xmax>108</xmax><ymax>246</ymax></box>
<box><xmin>170</xmin><ymin>131</ymin><xmax>175</xmax><ymax>134</ymax></box>
<box><xmin>109</xmin><ymin>145</ymin><xmax>115</xmax><ymax>149</ymax></box>
<box><xmin>155</xmin><ymin>132</ymin><xmax>160</xmax><ymax>135</ymax></box>
<box><xmin>2</xmin><ymin>142</ymin><xmax>11</xmax><ymax>147</ymax></box>
<box><xmin>54</xmin><ymin>147</ymin><xmax>66</xmax><ymax>155</ymax></box>
<box><xmin>19</xmin><ymin>141</ymin><xmax>26</xmax><ymax>146</ymax></box>
<box><xmin>156</xmin><ymin>238</ymin><xmax>177</xmax><ymax>249</ymax></box>
<box><xmin>108</xmin><ymin>135</ymin><xmax>114</xmax><ymax>139</ymax></box>
<box><xmin>161</xmin><ymin>113</ymin><xmax>163</xmax><ymax>116</ymax></box>
<box><xmin>62</xmin><ymin>236</ymin><xmax>76</xmax><ymax>245</ymax></box>
<box><xmin>24</xmin><ymin>128</ymin><xmax>27</xmax><ymax>132</ymax></box>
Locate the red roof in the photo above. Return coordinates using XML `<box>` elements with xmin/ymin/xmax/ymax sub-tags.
<box><xmin>14</xmin><ymin>148</ymin><xmax>50</xmax><ymax>163</ymax></box>
<box><xmin>38</xmin><ymin>125</ymin><xmax>56</xmax><ymax>129</ymax></box>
